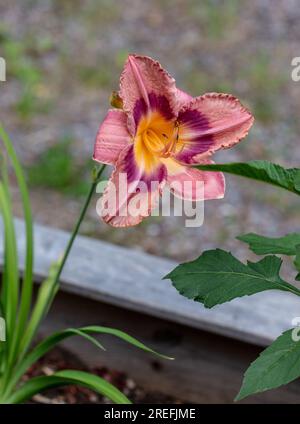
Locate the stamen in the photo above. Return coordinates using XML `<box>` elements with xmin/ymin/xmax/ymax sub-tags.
<box><xmin>140</xmin><ymin>119</ymin><xmax>181</xmax><ymax>159</ymax></box>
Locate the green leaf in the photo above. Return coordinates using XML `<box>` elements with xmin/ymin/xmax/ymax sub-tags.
<box><xmin>18</xmin><ymin>261</ymin><xmax>61</xmax><ymax>358</ymax></box>
<box><xmin>0</xmin><ymin>125</ymin><xmax>34</xmax><ymax>362</ymax></box>
<box><xmin>294</xmin><ymin>169</ymin><xmax>300</xmax><ymax>191</ymax></box>
<box><xmin>294</xmin><ymin>245</ymin><xmax>300</xmax><ymax>281</ymax></box>
<box><xmin>67</xmin><ymin>328</ymin><xmax>106</xmax><ymax>351</ymax></box>
<box><xmin>237</xmin><ymin>233</ymin><xmax>300</xmax><ymax>255</ymax></box>
<box><xmin>0</xmin><ymin>182</ymin><xmax>19</xmax><ymax>345</ymax></box>
<box><xmin>194</xmin><ymin>161</ymin><xmax>300</xmax><ymax>195</ymax></box>
<box><xmin>4</xmin><ymin>327</ymin><xmax>105</xmax><ymax>397</ymax></box>
<box><xmin>5</xmin><ymin>325</ymin><xmax>172</xmax><ymax>397</ymax></box>
<box><xmin>5</xmin><ymin>370</ymin><xmax>131</xmax><ymax>404</ymax></box>
<box><xmin>164</xmin><ymin>249</ymin><xmax>300</xmax><ymax>308</ymax></box>
<box><xmin>236</xmin><ymin>329</ymin><xmax>300</xmax><ymax>401</ymax></box>
<box><xmin>81</xmin><ymin>326</ymin><xmax>173</xmax><ymax>360</ymax></box>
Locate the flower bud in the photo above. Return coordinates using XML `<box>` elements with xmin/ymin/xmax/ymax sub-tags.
<box><xmin>110</xmin><ymin>91</ymin><xmax>123</xmax><ymax>109</ymax></box>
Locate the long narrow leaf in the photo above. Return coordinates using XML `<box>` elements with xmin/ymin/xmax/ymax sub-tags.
<box><xmin>18</xmin><ymin>261</ymin><xmax>61</xmax><ymax>358</ymax></box>
<box><xmin>4</xmin><ymin>328</ymin><xmax>104</xmax><ymax>397</ymax></box>
<box><xmin>0</xmin><ymin>125</ymin><xmax>34</xmax><ymax>359</ymax></box>
<box><xmin>0</xmin><ymin>182</ymin><xmax>19</xmax><ymax>349</ymax></box>
<box><xmin>81</xmin><ymin>326</ymin><xmax>173</xmax><ymax>360</ymax></box>
<box><xmin>6</xmin><ymin>325</ymin><xmax>172</xmax><ymax>396</ymax></box>
<box><xmin>0</xmin><ymin>152</ymin><xmax>13</xmax><ymax>330</ymax></box>
<box><xmin>5</xmin><ymin>370</ymin><xmax>131</xmax><ymax>404</ymax></box>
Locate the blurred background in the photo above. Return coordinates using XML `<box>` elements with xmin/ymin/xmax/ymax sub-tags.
<box><xmin>0</xmin><ymin>0</ymin><xmax>299</xmax><ymax>264</ymax></box>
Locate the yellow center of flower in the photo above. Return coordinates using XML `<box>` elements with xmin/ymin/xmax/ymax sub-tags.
<box><xmin>134</xmin><ymin>112</ymin><xmax>182</xmax><ymax>174</ymax></box>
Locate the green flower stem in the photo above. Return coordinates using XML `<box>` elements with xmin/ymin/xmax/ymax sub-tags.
<box><xmin>52</xmin><ymin>164</ymin><xmax>106</xmax><ymax>287</ymax></box>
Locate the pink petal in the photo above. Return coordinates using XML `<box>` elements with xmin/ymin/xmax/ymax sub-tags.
<box><xmin>176</xmin><ymin>93</ymin><xmax>254</xmax><ymax>164</ymax></box>
<box><xmin>176</xmin><ymin>88</ymin><xmax>193</xmax><ymax>108</ymax></box>
<box><xmin>119</xmin><ymin>55</ymin><xmax>178</xmax><ymax>134</ymax></box>
<box><xmin>100</xmin><ymin>145</ymin><xmax>166</xmax><ymax>227</ymax></box>
<box><xmin>93</xmin><ymin>109</ymin><xmax>131</xmax><ymax>165</ymax></box>
<box><xmin>164</xmin><ymin>158</ymin><xmax>225</xmax><ymax>201</ymax></box>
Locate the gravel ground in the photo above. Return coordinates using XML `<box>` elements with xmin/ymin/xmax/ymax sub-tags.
<box><xmin>1</xmin><ymin>0</ymin><xmax>299</xmax><ymax>268</ymax></box>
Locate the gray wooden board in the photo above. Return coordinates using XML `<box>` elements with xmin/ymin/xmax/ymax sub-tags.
<box><xmin>40</xmin><ymin>291</ymin><xmax>300</xmax><ymax>403</ymax></box>
<box><xmin>1</xmin><ymin>218</ymin><xmax>299</xmax><ymax>347</ymax></box>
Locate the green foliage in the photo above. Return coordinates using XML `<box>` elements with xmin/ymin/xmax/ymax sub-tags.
<box><xmin>0</xmin><ymin>126</ymin><xmax>170</xmax><ymax>404</ymax></box>
<box><xmin>294</xmin><ymin>170</ymin><xmax>300</xmax><ymax>192</ymax></box>
<box><xmin>26</xmin><ymin>136</ymin><xmax>91</xmax><ymax>197</ymax></box>
<box><xmin>237</xmin><ymin>233</ymin><xmax>300</xmax><ymax>255</ymax></box>
<box><xmin>168</xmin><ymin>156</ymin><xmax>300</xmax><ymax>400</ymax></box>
<box><xmin>294</xmin><ymin>245</ymin><xmax>300</xmax><ymax>281</ymax></box>
<box><xmin>167</xmin><ymin>237</ymin><xmax>300</xmax><ymax>399</ymax></box>
<box><xmin>195</xmin><ymin>160</ymin><xmax>300</xmax><ymax>195</ymax></box>
<box><xmin>165</xmin><ymin>250</ymin><xmax>300</xmax><ymax>308</ymax></box>
<box><xmin>236</xmin><ymin>329</ymin><xmax>300</xmax><ymax>401</ymax></box>
<box><xmin>5</xmin><ymin>370</ymin><xmax>131</xmax><ymax>404</ymax></box>
<box><xmin>238</xmin><ymin>232</ymin><xmax>300</xmax><ymax>280</ymax></box>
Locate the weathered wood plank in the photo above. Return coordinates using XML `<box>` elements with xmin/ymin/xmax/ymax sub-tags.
<box><xmin>41</xmin><ymin>291</ymin><xmax>300</xmax><ymax>404</ymax></box>
<box><xmin>1</xmin><ymin>218</ymin><xmax>299</xmax><ymax>347</ymax></box>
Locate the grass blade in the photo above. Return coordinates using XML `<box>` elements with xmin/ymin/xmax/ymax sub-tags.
<box><xmin>0</xmin><ymin>125</ymin><xmax>34</xmax><ymax>358</ymax></box>
<box><xmin>5</xmin><ymin>325</ymin><xmax>172</xmax><ymax>397</ymax></box>
<box><xmin>5</xmin><ymin>371</ymin><xmax>131</xmax><ymax>404</ymax></box>
<box><xmin>18</xmin><ymin>261</ymin><xmax>61</xmax><ymax>358</ymax></box>
<box><xmin>81</xmin><ymin>326</ymin><xmax>174</xmax><ymax>360</ymax></box>
<box><xmin>0</xmin><ymin>182</ymin><xmax>19</xmax><ymax>352</ymax></box>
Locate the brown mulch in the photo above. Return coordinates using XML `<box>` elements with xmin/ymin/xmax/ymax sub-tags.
<box><xmin>24</xmin><ymin>347</ymin><xmax>182</xmax><ymax>404</ymax></box>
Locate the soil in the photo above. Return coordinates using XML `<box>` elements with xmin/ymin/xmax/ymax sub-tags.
<box><xmin>25</xmin><ymin>347</ymin><xmax>183</xmax><ymax>404</ymax></box>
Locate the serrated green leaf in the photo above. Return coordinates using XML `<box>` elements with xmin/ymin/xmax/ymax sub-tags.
<box><xmin>236</xmin><ymin>329</ymin><xmax>300</xmax><ymax>401</ymax></box>
<box><xmin>194</xmin><ymin>161</ymin><xmax>300</xmax><ymax>195</ymax></box>
<box><xmin>164</xmin><ymin>249</ymin><xmax>300</xmax><ymax>308</ymax></box>
<box><xmin>294</xmin><ymin>245</ymin><xmax>300</xmax><ymax>270</ymax></box>
<box><xmin>5</xmin><ymin>370</ymin><xmax>131</xmax><ymax>404</ymax></box>
<box><xmin>294</xmin><ymin>170</ymin><xmax>300</xmax><ymax>191</ymax></box>
<box><xmin>294</xmin><ymin>245</ymin><xmax>300</xmax><ymax>281</ymax></box>
<box><xmin>237</xmin><ymin>233</ymin><xmax>300</xmax><ymax>256</ymax></box>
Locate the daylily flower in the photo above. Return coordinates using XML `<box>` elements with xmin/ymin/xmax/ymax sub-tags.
<box><xmin>93</xmin><ymin>54</ymin><xmax>254</xmax><ymax>227</ymax></box>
